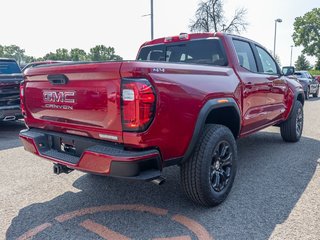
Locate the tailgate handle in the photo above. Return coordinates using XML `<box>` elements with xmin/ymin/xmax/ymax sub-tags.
<box><xmin>47</xmin><ymin>74</ymin><xmax>69</xmax><ymax>85</ymax></box>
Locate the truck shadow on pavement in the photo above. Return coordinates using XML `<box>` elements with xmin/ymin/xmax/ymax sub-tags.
<box><xmin>6</xmin><ymin>131</ymin><xmax>320</xmax><ymax>240</ymax></box>
<box><xmin>307</xmin><ymin>96</ymin><xmax>320</xmax><ymax>102</ymax></box>
<box><xmin>0</xmin><ymin>121</ymin><xmax>24</xmax><ymax>151</ymax></box>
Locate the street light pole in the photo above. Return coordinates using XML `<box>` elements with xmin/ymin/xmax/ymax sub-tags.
<box><xmin>290</xmin><ymin>45</ymin><xmax>293</xmax><ymax>66</ymax></box>
<box><xmin>273</xmin><ymin>18</ymin><xmax>282</xmax><ymax>58</ymax></box>
<box><xmin>151</xmin><ymin>0</ymin><xmax>154</xmax><ymax>40</ymax></box>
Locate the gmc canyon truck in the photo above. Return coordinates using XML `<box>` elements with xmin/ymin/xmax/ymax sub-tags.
<box><xmin>0</xmin><ymin>58</ymin><xmax>23</xmax><ymax>121</ymax></box>
<box><xmin>20</xmin><ymin>33</ymin><xmax>305</xmax><ymax>206</ymax></box>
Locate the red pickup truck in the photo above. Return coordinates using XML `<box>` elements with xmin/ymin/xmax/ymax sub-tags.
<box><xmin>20</xmin><ymin>33</ymin><xmax>304</xmax><ymax>206</ymax></box>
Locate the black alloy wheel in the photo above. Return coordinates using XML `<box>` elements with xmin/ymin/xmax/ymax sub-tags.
<box><xmin>296</xmin><ymin>106</ymin><xmax>303</xmax><ymax>138</ymax></box>
<box><xmin>210</xmin><ymin>141</ymin><xmax>233</xmax><ymax>192</ymax></box>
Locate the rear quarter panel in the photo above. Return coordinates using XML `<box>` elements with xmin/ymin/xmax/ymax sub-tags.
<box><xmin>120</xmin><ymin>61</ymin><xmax>241</xmax><ymax>161</ymax></box>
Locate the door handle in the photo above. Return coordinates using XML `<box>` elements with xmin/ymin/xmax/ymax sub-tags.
<box><xmin>47</xmin><ymin>74</ymin><xmax>69</xmax><ymax>85</ymax></box>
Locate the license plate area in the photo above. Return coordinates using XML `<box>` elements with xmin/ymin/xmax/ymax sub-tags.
<box><xmin>60</xmin><ymin>138</ymin><xmax>77</xmax><ymax>156</ymax></box>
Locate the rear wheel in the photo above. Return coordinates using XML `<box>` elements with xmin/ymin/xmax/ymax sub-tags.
<box><xmin>180</xmin><ymin>124</ymin><xmax>237</xmax><ymax>207</ymax></box>
<box><xmin>280</xmin><ymin>101</ymin><xmax>303</xmax><ymax>142</ymax></box>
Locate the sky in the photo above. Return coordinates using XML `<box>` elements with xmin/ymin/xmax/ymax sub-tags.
<box><xmin>1</xmin><ymin>0</ymin><xmax>319</xmax><ymax>66</ymax></box>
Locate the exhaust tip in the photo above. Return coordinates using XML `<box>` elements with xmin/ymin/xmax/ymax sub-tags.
<box><xmin>53</xmin><ymin>164</ymin><xmax>73</xmax><ymax>175</ymax></box>
<box><xmin>3</xmin><ymin>116</ymin><xmax>16</xmax><ymax>121</ymax></box>
<box><xmin>151</xmin><ymin>176</ymin><xmax>166</xmax><ymax>185</ymax></box>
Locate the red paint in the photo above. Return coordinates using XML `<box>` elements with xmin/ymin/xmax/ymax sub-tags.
<box><xmin>21</xmin><ymin>33</ymin><xmax>303</xmax><ymax>175</ymax></box>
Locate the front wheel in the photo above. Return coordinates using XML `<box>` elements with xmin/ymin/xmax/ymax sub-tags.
<box><xmin>305</xmin><ymin>88</ymin><xmax>310</xmax><ymax>100</ymax></box>
<box><xmin>180</xmin><ymin>124</ymin><xmax>237</xmax><ymax>207</ymax></box>
<box><xmin>280</xmin><ymin>101</ymin><xmax>303</xmax><ymax>142</ymax></box>
<box><xmin>313</xmin><ymin>87</ymin><xmax>319</xmax><ymax>98</ymax></box>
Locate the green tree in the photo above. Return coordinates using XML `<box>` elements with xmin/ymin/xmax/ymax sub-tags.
<box><xmin>43</xmin><ymin>48</ymin><xmax>70</xmax><ymax>61</ymax></box>
<box><xmin>0</xmin><ymin>45</ymin><xmax>4</xmax><ymax>56</ymax></box>
<box><xmin>70</xmin><ymin>48</ymin><xmax>87</xmax><ymax>61</ymax></box>
<box><xmin>89</xmin><ymin>45</ymin><xmax>122</xmax><ymax>61</ymax></box>
<box><xmin>1</xmin><ymin>45</ymin><xmax>25</xmax><ymax>64</ymax></box>
<box><xmin>190</xmin><ymin>0</ymin><xmax>248</xmax><ymax>33</ymax></box>
<box><xmin>55</xmin><ymin>48</ymin><xmax>70</xmax><ymax>61</ymax></box>
<box><xmin>43</xmin><ymin>52</ymin><xmax>57</xmax><ymax>60</ymax></box>
<box><xmin>292</xmin><ymin>8</ymin><xmax>320</xmax><ymax>66</ymax></box>
<box><xmin>315</xmin><ymin>59</ymin><xmax>320</xmax><ymax>70</ymax></box>
<box><xmin>295</xmin><ymin>54</ymin><xmax>310</xmax><ymax>70</ymax></box>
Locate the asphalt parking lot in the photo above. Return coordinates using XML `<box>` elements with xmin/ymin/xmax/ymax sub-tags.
<box><xmin>1</xmin><ymin>99</ymin><xmax>319</xmax><ymax>240</ymax></box>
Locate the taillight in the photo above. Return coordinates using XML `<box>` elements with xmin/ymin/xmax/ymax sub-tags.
<box><xmin>20</xmin><ymin>81</ymin><xmax>26</xmax><ymax>117</ymax></box>
<box><xmin>121</xmin><ymin>78</ymin><xmax>156</xmax><ymax>132</ymax></box>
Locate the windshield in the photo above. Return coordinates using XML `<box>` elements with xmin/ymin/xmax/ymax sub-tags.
<box><xmin>0</xmin><ymin>61</ymin><xmax>21</xmax><ymax>74</ymax></box>
<box><xmin>137</xmin><ymin>39</ymin><xmax>227</xmax><ymax>66</ymax></box>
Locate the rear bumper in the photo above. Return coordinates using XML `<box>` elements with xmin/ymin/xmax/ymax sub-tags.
<box><xmin>19</xmin><ymin>128</ymin><xmax>162</xmax><ymax>180</ymax></box>
<box><xmin>0</xmin><ymin>105</ymin><xmax>22</xmax><ymax>121</ymax></box>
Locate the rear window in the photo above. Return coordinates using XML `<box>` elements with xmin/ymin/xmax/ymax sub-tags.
<box><xmin>0</xmin><ymin>61</ymin><xmax>21</xmax><ymax>74</ymax></box>
<box><xmin>137</xmin><ymin>39</ymin><xmax>228</xmax><ymax>66</ymax></box>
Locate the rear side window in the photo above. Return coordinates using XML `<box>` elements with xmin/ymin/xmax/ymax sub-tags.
<box><xmin>232</xmin><ymin>39</ymin><xmax>257</xmax><ymax>72</ymax></box>
<box><xmin>256</xmin><ymin>46</ymin><xmax>278</xmax><ymax>74</ymax></box>
<box><xmin>137</xmin><ymin>39</ymin><xmax>227</xmax><ymax>66</ymax></box>
<box><xmin>0</xmin><ymin>61</ymin><xmax>21</xmax><ymax>74</ymax></box>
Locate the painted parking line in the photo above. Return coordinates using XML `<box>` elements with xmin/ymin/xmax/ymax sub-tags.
<box><xmin>55</xmin><ymin>204</ymin><xmax>168</xmax><ymax>222</ymax></box>
<box><xmin>80</xmin><ymin>219</ymin><xmax>130</xmax><ymax>240</ymax></box>
<box><xmin>16</xmin><ymin>223</ymin><xmax>52</xmax><ymax>240</ymax></box>
<box><xmin>153</xmin><ymin>236</ymin><xmax>192</xmax><ymax>240</ymax></box>
<box><xmin>172</xmin><ymin>215</ymin><xmax>212</xmax><ymax>240</ymax></box>
<box><xmin>17</xmin><ymin>204</ymin><xmax>213</xmax><ymax>240</ymax></box>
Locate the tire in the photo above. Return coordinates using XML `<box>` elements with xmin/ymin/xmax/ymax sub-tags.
<box><xmin>304</xmin><ymin>88</ymin><xmax>310</xmax><ymax>100</ymax></box>
<box><xmin>180</xmin><ymin>124</ymin><xmax>237</xmax><ymax>207</ymax></box>
<box><xmin>313</xmin><ymin>87</ymin><xmax>319</xmax><ymax>98</ymax></box>
<box><xmin>280</xmin><ymin>101</ymin><xmax>303</xmax><ymax>142</ymax></box>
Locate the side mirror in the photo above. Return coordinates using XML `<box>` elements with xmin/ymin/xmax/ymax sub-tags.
<box><xmin>282</xmin><ymin>66</ymin><xmax>295</xmax><ymax>76</ymax></box>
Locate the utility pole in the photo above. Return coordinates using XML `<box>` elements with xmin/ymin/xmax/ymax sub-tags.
<box><xmin>273</xmin><ymin>18</ymin><xmax>282</xmax><ymax>58</ymax></box>
<box><xmin>142</xmin><ymin>0</ymin><xmax>154</xmax><ymax>40</ymax></box>
<box><xmin>290</xmin><ymin>45</ymin><xmax>293</xmax><ymax>66</ymax></box>
<box><xmin>151</xmin><ymin>0</ymin><xmax>154</xmax><ymax>40</ymax></box>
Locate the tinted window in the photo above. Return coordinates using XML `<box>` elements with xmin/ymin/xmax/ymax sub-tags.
<box><xmin>0</xmin><ymin>61</ymin><xmax>21</xmax><ymax>74</ymax></box>
<box><xmin>137</xmin><ymin>39</ymin><xmax>227</xmax><ymax>66</ymax></box>
<box><xmin>294</xmin><ymin>72</ymin><xmax>302</xmax><ymax>77</ymax></box>
<box><xmin>233</xmin><ymin>40</ymin><xmax>257</xmax><ymax>72</ymax></box>
<box><xmin>138</xmin><ymin>45</ymin><xmax>165</xmax><ymax>62</ymax></box>
<box><xmin>294</xmin><ymin>72</ymin><xmax>311</xmax><ymax>79</ymax></box>
<box><xmin>256</xmin><ymin>46</ymin><xmax>278</xmax><ymax>74</ymax></box>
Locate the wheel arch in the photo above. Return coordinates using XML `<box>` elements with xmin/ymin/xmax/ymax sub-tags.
<box><xmin>181</xmin><ymin>98</ymin><xmax>241</xmax><ymax>164</ymax></box>
<box><xmin>297</xmin><ymin>91</ymin><xmax>305</xmax><ymax>106</ymax></box>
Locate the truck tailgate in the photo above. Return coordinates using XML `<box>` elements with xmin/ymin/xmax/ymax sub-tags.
<box><xmin>23</xmin><ymin>62</ymin><xmax>123</xmax><ymax>143</ymax></box>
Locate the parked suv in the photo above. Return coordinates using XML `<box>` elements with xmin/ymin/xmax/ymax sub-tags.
<box><xmin>294</xmin><ymin>71</ymin><xmax>319</xmax><ymax>99</ymax></box>
<box><xmin>0</xmin><ymin>58</ymin><xmax>23</xmax><ymax>121</ymax></box>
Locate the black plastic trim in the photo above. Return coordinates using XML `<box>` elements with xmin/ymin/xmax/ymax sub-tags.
<box><xmin>47</xmin><ymin>74</ymin><xmax>69</xmax><ymax>85</ymax></box>
<box><xmin>163</xmin><ymin>157</ymin><xmax>183</xmax><ymax>167</ymax></box>
<box><xmin>287</xmin><ymin>89</ymin><xmax>305</xmax><ymax>120</ymax></box>
<box><xmin>19</xmin><ymin>128</ymin><xmax>162</xmax><ymax>180</ymax></box>
<box><xmin>181</xmin><ymin>98</ymin><xmax>240</xmax><ymax>164</ymax></box>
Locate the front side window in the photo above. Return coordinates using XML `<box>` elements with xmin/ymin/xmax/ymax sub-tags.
<box><xmin>137</xmin><ymin>39</ymin><xmax>228</xmax><ymax>66</ymax></box>
<box><xmin>256</xmin><ymin>46</ymin><xmax>278</xmax><ymax>74</ymax></box>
